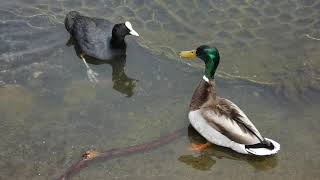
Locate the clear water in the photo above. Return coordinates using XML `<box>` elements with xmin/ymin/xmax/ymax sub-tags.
<box><xmin>0</xmin><ymin>0</ymin><xmax>320</xmax><ymax>179</ymax></box>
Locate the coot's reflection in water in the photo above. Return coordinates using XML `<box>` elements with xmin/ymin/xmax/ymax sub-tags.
<box><xmin>85</xmin><ymin>55</ymin><xmax>138</xmax><ymax>97</ymax></box>
<box><xmin>178</xmin><ymin>125</ymin><xmax>278</xmax><ymax>171</ymax></box>
<box><xmin>66</xmin><ymin>37</ymin><xmax>137</xmax><ymax>97</ymax></box>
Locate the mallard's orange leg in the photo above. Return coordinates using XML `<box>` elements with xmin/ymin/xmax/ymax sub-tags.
<box><xmin>82</xmin><ymin>150</ymin><xmax>101</xmax><ymax>159</ymax></box>
<box><xmin>189</xmin><ymin>142</ymin><xmax>210</xmax><ymax>151</ymax></box>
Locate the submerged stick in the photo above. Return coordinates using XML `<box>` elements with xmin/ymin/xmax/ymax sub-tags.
<box><xmin>58</xmin><ymin>128</ymin><xmax>185</xmax><ymax>180</ymax></box>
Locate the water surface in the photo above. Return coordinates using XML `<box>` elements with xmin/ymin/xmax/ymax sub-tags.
<box><xmin>0</xmin><ymin>0</ymin><xmax>320</xmax><ymax>180</ymax></box>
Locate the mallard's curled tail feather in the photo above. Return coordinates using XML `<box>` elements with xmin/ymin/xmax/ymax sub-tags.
<box><xmin>245</xmin><ymin>138</ymin><xmax>280</xmax><ymax>156</ymax></box>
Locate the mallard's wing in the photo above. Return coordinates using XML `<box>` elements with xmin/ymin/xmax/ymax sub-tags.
<box><xmin>201</xmin><ymin>98</ymin><xmax>264</xmax><ymax>145</ymax></box>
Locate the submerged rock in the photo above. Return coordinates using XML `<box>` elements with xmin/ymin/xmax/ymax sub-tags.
<box><xmin>0</xmin><ymin>84</ymin><xmax>34</xmax><ymax>126</ymax></box>
<box><xmin>63</xmin><ymin>80</ymin><xmax>100</xmax><ymax>107</ymax></box>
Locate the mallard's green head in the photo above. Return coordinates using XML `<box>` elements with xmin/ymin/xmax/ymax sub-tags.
<box><xmin>180</xmin><ymin>45</ymin><xmax>220</xmax><ymax>81</ymax></box>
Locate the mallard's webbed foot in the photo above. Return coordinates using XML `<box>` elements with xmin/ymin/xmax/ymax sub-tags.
<box><xmin>188</xmin><ymin>142</ymin><xmax>210</xmax><ymax>151</ymax></box>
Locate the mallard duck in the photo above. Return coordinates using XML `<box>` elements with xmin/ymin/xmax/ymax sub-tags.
<box><xmin>179</xmin><ymin>45</ymin><xmax>280</xmax><ymax>156</ymax></box>
<box><xmin>65</xmin><ymin>11</ymin><xmax>139</xmax><ymax>60</ymax></box>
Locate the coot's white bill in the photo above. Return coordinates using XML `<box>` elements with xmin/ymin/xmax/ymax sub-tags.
<box><xmin>125</xmin><ymin>21</ymin><xmax>139</xmax><ymax>36</ymax></box>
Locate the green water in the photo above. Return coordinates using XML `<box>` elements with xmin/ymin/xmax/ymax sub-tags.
<box><xmin>0</xmin><ymin>0</ymin><xmax>320</xmax><ymax>179</ymax></box>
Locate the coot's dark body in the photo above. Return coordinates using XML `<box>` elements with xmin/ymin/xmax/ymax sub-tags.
<box><xmin>65</xmin><ymin>11</ymin><xmax>138</xmax><ymax>60</ymax></box>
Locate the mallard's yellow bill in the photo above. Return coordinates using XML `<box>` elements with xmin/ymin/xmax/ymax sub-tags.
<box><xmin>179</xmin><ymin>50</ymin><xmax>197</xmax><ymax>58</ymax></box>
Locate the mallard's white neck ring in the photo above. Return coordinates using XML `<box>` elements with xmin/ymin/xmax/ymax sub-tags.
<box><xmin>203</xmin><ymin>75</ymin><xmax>209</xmax><ymax>83</ymax></box>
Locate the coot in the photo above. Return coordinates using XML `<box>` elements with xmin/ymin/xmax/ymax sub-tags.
<box><xmin>65</xmin><ymin>11</ymin><xmax>139</xmax><ymax>60</ymax></box>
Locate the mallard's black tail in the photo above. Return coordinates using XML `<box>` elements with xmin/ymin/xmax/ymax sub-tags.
<box><xmin>245</xmin><ymin>139</ymin><xmax>275</xmax><ymax>150</ymax></box>
<box><xmin>245</xmin><ymin>138</ymin><xmax>280</xmax><ymax>156</ymax></box>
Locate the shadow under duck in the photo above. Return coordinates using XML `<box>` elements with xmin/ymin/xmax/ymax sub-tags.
<box><xmin>180</xmin><ymin>45</ymin><xmax>280</xmax><ymax>156</ymax></box>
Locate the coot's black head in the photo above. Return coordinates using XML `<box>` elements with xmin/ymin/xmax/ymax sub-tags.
<box><xmin>112</xmin><ymin>21</ymin><xmax>139</xmax><ymax>40</ymax></box>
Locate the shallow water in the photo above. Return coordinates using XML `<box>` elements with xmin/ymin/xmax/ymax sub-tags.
<box><xmin>0</xmin><ymin>0</ymin><xmax>320</xmax><ymax>180</ymax></box>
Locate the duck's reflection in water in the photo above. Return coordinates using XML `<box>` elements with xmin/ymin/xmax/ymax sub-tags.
<box><xmin>178</xmin><ymin>125</ymin><xmax>278</xmax><ymax>171</ymax></box>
